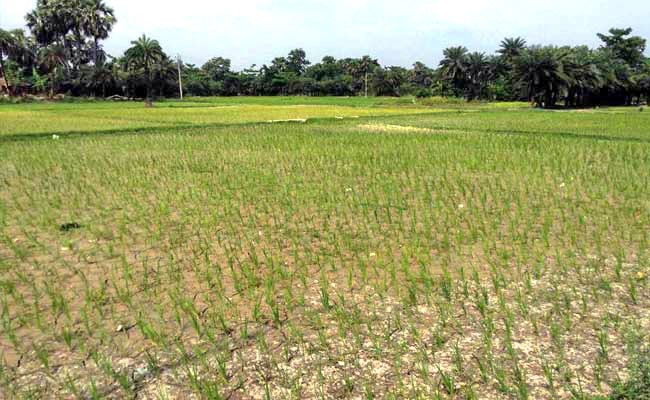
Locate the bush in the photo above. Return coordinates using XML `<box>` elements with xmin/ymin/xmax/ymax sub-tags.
<box><xmin>414</xmin><ymin>88</ymin><xmax>432</xmax><ymax>98</ymax></box>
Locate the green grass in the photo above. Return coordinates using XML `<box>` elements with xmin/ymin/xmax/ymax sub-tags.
<box><xmin>0</xmin><ymin>97</ymin><xmax>451</xmax><ymax>138</ymax></box>
<box><xmin>0</xmin><ymin>97</ymin><xmax>648</xmax><ymax>399</ymax></box>
<box><xmin>0</xmin><ymin>104</ymin><xmax>407</xmax><ymax>137</ymax></box>
<box><xmin>606</xmin><ymin>347</ymin><xmax>650</xmax><ymax>400</ymax></box>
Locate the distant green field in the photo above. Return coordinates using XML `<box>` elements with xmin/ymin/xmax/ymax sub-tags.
<box><xmin>0</xmin><ymin>96</ymin><xmax>531</xmax><ymax>139</ymax></box>
<box><xmin>0</xmin><ymin>98</ymin><xmax>649</xmax><ymax>399</ymax></box>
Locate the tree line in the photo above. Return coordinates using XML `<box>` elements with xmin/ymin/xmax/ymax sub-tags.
<box><xmin>1</xmin><ymin>0</ymin><xmax>649</xmax><ymax>107</ymax></box>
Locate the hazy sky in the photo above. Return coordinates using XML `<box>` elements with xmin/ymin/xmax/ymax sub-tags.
<box><xmin>2</xmin><ymin>0</ymin><xmax>649</xmax><ymax>69</ymax></box>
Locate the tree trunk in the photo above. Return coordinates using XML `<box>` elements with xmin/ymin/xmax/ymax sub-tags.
<box><xmin>73</xmin><ymin>29</ymin><xmax>84</xmax><ymax>73</ymax></box>
<box><xmin>49</xmin><ymin>67</ymin><xmax>57</xmax><ymax>98</ymax></box>
<box><xmin>177</xmin><ymin>56</ymin><xmax>184</xmax><ymax>100</ymax></box>
<box><xmin>566</xmin><ymin>88</ymin><xmax>574</xmax><ymax>108</ymax></box>
<box><xmin>0</xmin><ymin>53</ymin><xmax>12</xmax><ymax>97</ymax></box>
<box><xmin>364</xmin><ymin>72</ymin><xmax>368</xmax><ymax>98</ymax></box>
<box><xmin>144</xmin><ymin>65</ymin><xmax>153</xmax><ymax>107</ymax></box>
<box><xmin>545</xmin><ymin>90</ymin><xmax>553</xmax><ymax>109</ymax></box>
<box><xmin>94</xmin><ymin>37</ymin><xmax>99</xmax><ymax>66</ymax></box>
<box><xmin>93</xmin><ymin>37</ymin><xmax>100</xmax><ymax>98</ymax></box>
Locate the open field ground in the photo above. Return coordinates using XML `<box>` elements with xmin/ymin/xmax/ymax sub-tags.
<box><xmin>0</xmin><ymin>98</ymin><xmax>649</xmax><ymax>399</ymax></box>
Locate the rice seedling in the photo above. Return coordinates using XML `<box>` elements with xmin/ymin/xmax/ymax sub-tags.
<box><xmin>0</xmin><ymin>98</ymin><xmax>648</xmax><ymax>398</ymax></box>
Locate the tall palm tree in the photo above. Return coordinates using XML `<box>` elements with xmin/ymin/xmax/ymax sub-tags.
<box><xmin>82</xmin><ymin>60</ymin><xmax>113</xmax><ymax>97</ymax></box>
<box><xmin>498</xmin><ymin>37</ymin><xmax>527</xmax><ymax>62</ymax></box>
<box><xmin>488</xmin><ymin>55</ymin><xmax>508</xmax><ymax>79</ymax></box>
<box><xmin>439</xmin><ymin>46</ymin><xmax>469</xmax><ymax>96</ymax></box>
<box><xmin>124</xmin><ymin>34</ymin><xmax>164</xmax><ymax>106</ymax></box>
<box><xmin>357</xmin><ymin>55</ymin><xmax>378</xmax><ymax>97</ymax></box>
<box><xmin>603</xmin><ymin>58</ymin><xmax>635</xmax><ymax>105</ymax></box>
<box><xmin>27</xmin><ymin>1</ymin><xmax>79</xmax><ymax>54</ymax></box>
<box><xmin>26</xmin><ymin>0</ymin><xmax>111</xmax><ymax>74</ymax></box>
<box><xmin>38</xmin><ymin>43</ymin><xmax>67</xmax><ymax>96</ymax></box>
<box><xmin>153</xmin><ymin>56</ymin><xmax>177</xmax><ymax>97</ymax></box>
<box><xmin>81</xmin><ymin>0</ymin><xmax>116</xmax><ymax>66</ymax></box>
<box><xmin>69</xmin><ymin>4</ymin><xmax>89</xmax><ymax>70</ymax></box>
<box><xmin>562</xmin><ymin>47</ymin><xmax>603</xmax><ymax>107</ymax></box>
<box><xmin>25</xmin><ymin>3</ymin><xmax>56</xmax><ymax>47</ymax></box>
<box><xmin>466</xmin><ymin>52</ymin><xmax>490</xmax><ymax>100</ymax></box>
<box><xmin>513</xmin><ymin>46</ymin><xmax>571</xmax><ymax>108</ymax></box>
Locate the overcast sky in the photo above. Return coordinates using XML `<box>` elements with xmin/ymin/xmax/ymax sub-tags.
<box><xmin>1</xmin><ymin>0</ymin><xmax>649</xmax><ymax>69</ymax></box>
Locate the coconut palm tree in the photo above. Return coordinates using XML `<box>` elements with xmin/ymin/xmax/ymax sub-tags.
<box><xmin>124</xmin><ymin>34</ymin><xmax>164</xmax><ymax>106</ymax></box>
<box><xmin>439</xmin><ymin>46</ymin><xmax>468</xmax><ymax>97</ymax></box>
<box><xmin>466</xmin><ymin>52</ymin><xmax>490</xmax><ymax>100</ymax></box>
<box><xmin>82</xmin><ymin>60</ymin><xmax>113</xmax><ymax>97</ymax></box>
<box><xmin>153</xmin><ymin>55</ymin><xmax>178</xmax><ymax>97</ymax></box>
<box><xmin>562</xmin><ymin>47</ymin><xmax>603</xmax><ymax>107</ymax></box>
<box><xmin>513</xmin><ymin>46</ymin><xmax>571</xmax><ymax>108</ymax></box>
<box><xmin>498</xmin><ymin>37</ymin><xmax>527</xmax><ymax>62</ymax></box>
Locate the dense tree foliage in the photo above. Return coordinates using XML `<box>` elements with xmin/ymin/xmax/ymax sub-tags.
<box><xmin>1</xmin><ymin>0</ymin><xmax>648</xmax><ymax>108</ymax></box>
